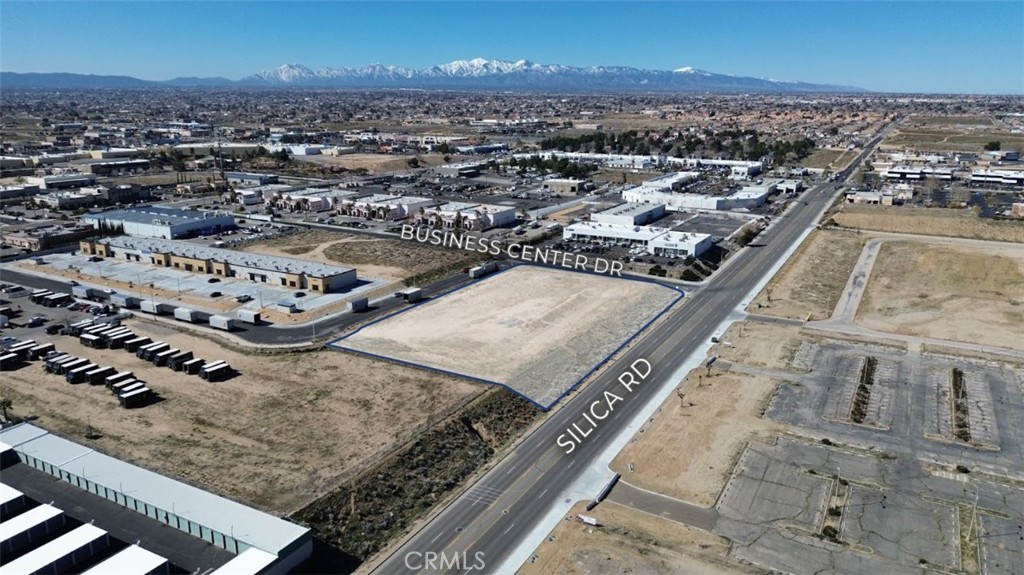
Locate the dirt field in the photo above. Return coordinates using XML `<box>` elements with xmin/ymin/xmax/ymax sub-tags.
<box><xmin>884</xmin><ymin>128</ymin><xmax>1024</xmax><ymax>152</ymax></box>
<box><xmin>801</xmin><ymin>147</ymin><xmax>857</xmax><ymax>170</ymax></box>
<box><xmin>591</xmin><ymin>168</ymin><xmax>658</xmax><ymax>185</ymax></box>
<box><xmin>830</xmin><ymin>205</ymin><xmax>1024</xmax><ymax>243</ymax></box>
<box><xmin>709</xmin><ymin>320</ymin><xmax>805</xmax><ymax>371</ymax></box>
<box><xmin>242</xmin><ymin>230</ymin><xmax>479</xmax><ymax>282</ymax></box>
<box><xmin>611</xmin><ymin>369</ymin><xmax>784</xmax><ymax>506</ymax></box>
<box><xmin>521</xmin><ymin>501</ymin><xmax>750</xmax><ymax>575</ymax></box>
<box><xmin>296</xmin><ymin>153</ymin><xmax>461</xmax><ymax>173</ymax></box>
<box><xmin>337</xmin><ymin>266</ymin><xmax>681</xmax><ymax>407</ymax></box>
<box><xmin>858</xmin><ymin>241</ymin><xmax>1024</xmax><ymax>351</ymax></box>
<box><xmin>0</xmin><ymin>320</ymin><xmax>481</xmax><ymax>515</ymax></box>
<box><xmin>749</xmin><ymin>230</ymin><xmax>867</xmax><ymax>320</ymax></box>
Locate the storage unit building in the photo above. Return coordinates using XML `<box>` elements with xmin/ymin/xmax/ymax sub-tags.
<box><xmin>152</xmin><ymin>348</ymin><xmax>179</xmax><ymax>367</ymax></box>
<box><xmin>67</xmin><ymin>363</ymin><xmax>98</xmax><ymax>384</ymax></box>
<box><xmin>119</xmin><ymin>387</ymin><xmax>154</xmax><ymax>408</ymax></box>
<box><xmin>123</xmin><ymin>336</ymin><xmax>152</xmax><ymax>353</ymax></box>
<box><xmin>26</xmin><ymin>343</ymin><xmax>56</xmax><ymax>360</ymax></box>
<box><xmin>181</xmin><ymin>358</ymin><xmax>206</xmax><ymax>375</ymax></box>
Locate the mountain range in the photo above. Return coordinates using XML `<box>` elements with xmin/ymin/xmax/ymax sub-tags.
<box><xmin>1</xmin><ymin>58</ymin><xmax>865</xmax><ymax>92</ymax></box>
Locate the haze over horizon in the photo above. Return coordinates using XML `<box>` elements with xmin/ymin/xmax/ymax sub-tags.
<box><xmin>2</xmin><ymin>1</ymin><xmax>1021</xmax><ymax>95</ymax></box>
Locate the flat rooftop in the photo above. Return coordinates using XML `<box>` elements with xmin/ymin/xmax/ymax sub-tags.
<box><xmin>596</xmin><ymin>202</ymin><xmax>663</xmax><ymax>218</ymax></box>
<box><xmin>99</xmin><ymin>236</ymin><xmax>355</xmax><ymax>279</ymax></box>
<box><xmin>0</xmin><ymin>424</ymin><xmax>308</xmax><ymax>558</ymax></box>
<box><xmin>84</xmin><ymin>207</ymin><xmax>233</xmax><ymax>226</ymax></box>
<box><xmin>566</xmin><ymin>221</ymin><xmax>669</xmax><ymax>241</ymax></box>
<box><xmin>1</xmin><ymin>462</ymin><xmax>232</xmax><ymax>573</ymax></box>
<box><xmin>432</xmin><ymin>201</ymin><xmax>480</xmax><ymax>212</ymax></box>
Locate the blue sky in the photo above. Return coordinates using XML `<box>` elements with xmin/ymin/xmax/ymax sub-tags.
<box><xmin>1</xmin><ymin>1</ymin><xmax>1021</xmax><ymax>94</ymax></box>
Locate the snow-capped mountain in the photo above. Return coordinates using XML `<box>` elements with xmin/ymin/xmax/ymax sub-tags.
<box><xmin>0</xmin><ymin>58</ymin><xmax>865</xmax><ymax>92</ymax></box>
<box><xmin>238</xmin><ymin>58</ymin><xmax>862</xmax><ymax>92</ymax></box>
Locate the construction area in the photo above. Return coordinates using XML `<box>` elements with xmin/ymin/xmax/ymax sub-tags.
<box><xmin>333</xmin><ymin>265</ymin><xmax>682</xmax><ymax>408</ymax></box>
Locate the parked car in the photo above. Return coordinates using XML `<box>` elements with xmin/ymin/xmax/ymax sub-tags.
<box><xmin>208</xmin><ymin>278</ymin><xmax>221</xmax><ymax>283</ymax></box>
<box><xmin>26</xmin><ymin>316</ymin><xmax>47</xmax><ymax>328</ymax></box>
<box><xmin>68</xmin><ymin>280</ymin><xmax>79</xmax><ymax>286</ymax></box>
<box><xmin>210</xmin><ymin>291</ymin><xmax>223</xmax><ymax>297</ymax></box>
<box><xmin>294</xmin><ymin>291</ymin><xmax>306</xmax><ymax>298</ymax></box>
<box><xmin>44</xmin><ymin>324</ymin><xmax>62</xmax><ymax>335</ymax></box>
<box><xmin>235</xmin><ymin>294</ymin><xmax>253</xmax><ymax>303</ymax></box>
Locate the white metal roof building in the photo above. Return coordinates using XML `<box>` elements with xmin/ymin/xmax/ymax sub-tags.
<box><xmin>563</xmin><ymin>221</ymin><xmax>713</xmax><ymax>257</ymax></box>
<box><xmin>83</xmin><ymin>207</ymin><xmax>236</xmax><ymax>240</ymax></box>
<box><xmin>82</xmin><ymin>236</ymin><xmax>358</xmax><ymax>293</ymax></box>
<box><xmin>591</xmin><ymin>202</ymin><xmax>666</xmax><ymax>226</ymax></box>
<box><xmin>0</xmin><ymin>423</ymin><xmax>311</xmax><ymax>574</ymax></box>
<box><xmin>80</xmin><ymin>544</ymin><xmax>169</xmax><ymax>575</ymax></box>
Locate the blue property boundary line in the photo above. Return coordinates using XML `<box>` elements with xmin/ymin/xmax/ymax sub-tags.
<box><xmin>328</xmin><ymin>264</ymin><xmax>685</xmax><ymax>411</ymax></box>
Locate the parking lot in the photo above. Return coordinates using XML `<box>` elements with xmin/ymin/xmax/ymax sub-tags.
<box><xmin>18</xmin><ymin>252</ymin><xmax>387</xmax><ymax>317</ymax></box>
<box><xmin>712</xmin><ymin>337</ymin><xmax>1024</xmax><ymax>574</ymax></box>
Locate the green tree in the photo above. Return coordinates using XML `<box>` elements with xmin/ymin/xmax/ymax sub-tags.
<box><xmin>984</xmin><ymin>141</ymin><xmax>1001</xmax><ymax>151</ymax></box>
<box><xmin>0</xmin><ymin>397</ymin><xmax>11</xmax><ymax>421</ymax></box>
<box><xmin>407</xmin><ymin>157</ymin><xmax>420</xmax><ymax>168</ymax></box>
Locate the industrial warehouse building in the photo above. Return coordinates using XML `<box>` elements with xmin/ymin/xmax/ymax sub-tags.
<box><xmin>623</xmin><ymin>177</ymin><xmax>777</xmax><ymax>212</ymax></box>
<box><xmin>337</xmin><ymin>194</ymin><xmax>438</xmax><ymax>220</ymax></box>
<box><xmin>79</xmin><ymin>236</ymin><xmax>358</xmax><ymax>293</ymax></box>
<box><xmin>82</xmin><ymin>207</ymin><xmax>236</xmax><ymax>240</ymax></box>
<box><xmin>591</xmin><ymin>202</ymin><xmax>666</xmax><ymax>226</ymax></box>
<box><xmin>563</xmin><ymin>221</ymin><xmax>713</xmax><ymax>258</ymax></box>
<box><xmin>0</xmin><ymin>423</ymin><xmax>311</xmax><ymax>574</ymax></box>
<box><xmin>414</xmin><ymin>201</ymin><xmax>516</xmax><ymax>230</ymax></box>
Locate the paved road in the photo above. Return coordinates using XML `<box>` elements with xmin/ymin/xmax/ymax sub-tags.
<box><xmin>373</xmin><ymin>128</ymin><xmax>894</xmax><ymax>575</ymax></box>
<box><xmin>605</xmin><ymin>480</ymin><xmax>718</xmax><ymax>531</ymax></box>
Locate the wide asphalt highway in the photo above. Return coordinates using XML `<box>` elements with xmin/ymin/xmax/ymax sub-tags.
<box><xmin>374</xmin><ymin>127</ymin><xmax>892</xmax><ymax>575</ymax></box>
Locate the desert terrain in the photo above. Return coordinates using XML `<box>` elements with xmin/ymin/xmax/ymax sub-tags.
<box><xmin>748</xmin><ymin>229</ymin><xmax>866</xmax><ymax>320</ymax></box>
<box><xmin>337</xmin><ymin>266</ymin><xmax>681</xmax><ymax>407</ymax></box>
<box><xmin>857</xmin><ymin>241</ymin><xmax>1024</xmax><ymax>351</ymax></box>
<box><xmin>830</xmin><ymin>204</ymin><xmax>1024</xmax><ymax>243</ymax></box>
<box><xmin>0</xmin><ymin>319</ymin><xmax>481</xmax><ymax>515</ymax></box>
<box><xmin>520</xmin><ymin>501</ymin><xmax>750</xmax><ymax>575</ymax></box>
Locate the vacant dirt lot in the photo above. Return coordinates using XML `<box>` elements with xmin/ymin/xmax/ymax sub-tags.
<box><xmin>611</xmin><ymin>369</ymin><xmax>784</xmax><ymax>506</ymax></box>
<box><xmin>521</xmin><ymin>501</ymin><xmax>750</xmax><ymax>575</ymax></box>
<box><xmin>801</xmin><ymin>147</ymin><xmax>857</xmax><ymax>170</ymax></box>
<box><xmin>242</xmin><ymin>230</ymin><xmax>478</xmax><ymax>282</ymax></box>
<box><xmin>749</xmin><ymin>230</ymin><xmax>867</xmax><ymax>320</ymax></box>
<box><xmin>337</xmin><ymin>266</ymin><xmax>681</xmax><ymax>407</ymax></box>
<box><xmin>709</xmin><ymin>320</ymin><xmax>805</xmax><ymax>371</ymax></box>
<box><xmin>296</xmin><ymin>153</ymin><xmax>459</xmax><ymax>173</ymax></box>
<box><xmin>858</xmin><ymin>241</ymin><xmax>1024</xmax><ymax>351</ymax></box>
<box><xmin>885</xmin><ymin>128</ymin><xmax>1024</xmax><ymax>152</ymax></box>
<box><xmin>0</xmin><ymin>320</ymin><xmax>481</xmax><ymax>515</ymax></box>
<box><xmin>830</xmin><ymin>205</ymin><xmax>1024</xmax><ymax>243</ymax></box>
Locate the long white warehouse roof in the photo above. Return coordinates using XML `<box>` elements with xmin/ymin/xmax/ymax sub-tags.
<box><xmin>0</xmin><ymin>423</ymin><xmax>309</xmax><ymax>557</ymax></box>
<box><xmin>98</xmin><ymin>236</ymin><xmax>354</xmax><ymax>279</ymax></box>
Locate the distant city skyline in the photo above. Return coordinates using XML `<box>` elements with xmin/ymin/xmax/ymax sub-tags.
<box><xmin>1</xmin><ymin>1</ymin><xmax>1021</xmax><ymax>94</ymax></box>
